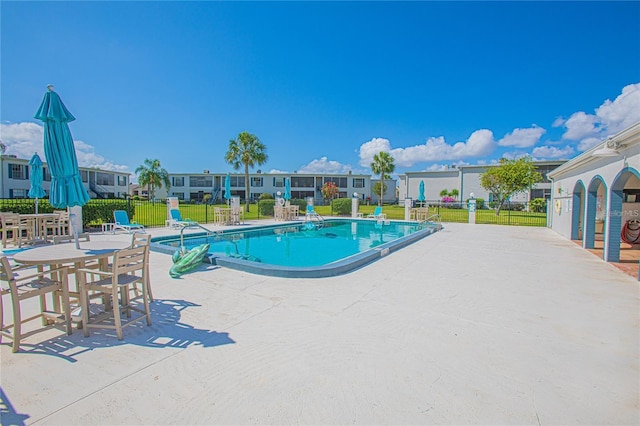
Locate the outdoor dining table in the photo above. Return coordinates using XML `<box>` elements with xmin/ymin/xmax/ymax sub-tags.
<box><xmin>410</xmin><ymin>208</ymin><xmax>430</xmax><ymax>221</ymax></box>
<box><xmin>18</xmin><ymin>213</ymin><xmax>60</xmax><ymax>243</ymax></box>
<box><xmin>13</xmin><ymin>240</ymin><xmax>131</xmax><ymax>315</ymax></box>
<box><xmin>284</xmin><ymin>205</ymin><xmax>299</xmax><ymax>221</ymax></box>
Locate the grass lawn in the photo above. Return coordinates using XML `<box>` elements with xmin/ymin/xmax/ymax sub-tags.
<box><xmin>129</xmin><ymin>201</ymin><xmax>546</xmax><ymax>228</ymax></box>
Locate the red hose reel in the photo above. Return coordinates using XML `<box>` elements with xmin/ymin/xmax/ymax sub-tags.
<box><xmin>621</xmin><ymin>220</ymin><xmax>640</xmax><ymax>244</ymax></box>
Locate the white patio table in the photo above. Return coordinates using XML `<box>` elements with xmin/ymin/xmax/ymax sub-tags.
<box><xmin>13</xmin><ymin>240</ymin><xmax>131</xmax><ymax>315</ymax></box>
<box><xmin>18</xmin><ymin>213</ymin><xmax>60</xmax><ymax>243</ymax></box>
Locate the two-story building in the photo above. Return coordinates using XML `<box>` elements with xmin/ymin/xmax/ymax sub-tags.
<box><xmin>154</xmin><ymin>171</ymin><xmax>386</xmax><ymax>205</ymax></box>
<box><xmin>0</xmin><ymin>154</ymin><xmax>130</xmax><ymax>199</ymax></box>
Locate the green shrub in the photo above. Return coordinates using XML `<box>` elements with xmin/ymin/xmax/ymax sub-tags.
<box><xmin>530</xmin><ymin>198</ymin><xmax>547</xmax><ymax>213</ymax></box>
<box><xmin>259</xmin><ymin>199</ymin><xmax>275</xmax><ymax>216</ymax></box>
<box><xmin>83</xmin><ymin>200</ymin><xmax>131</xmax><ymax>226</ymax></box>
<box><xmin>331</xmin><ymin>198</ymin><xmax>352</xmax><ymax>215</ymax></box>
<box><xmin>259</xmin><ymin>193</ymin><xmax>274</xmax><ymax>200</ymax></box>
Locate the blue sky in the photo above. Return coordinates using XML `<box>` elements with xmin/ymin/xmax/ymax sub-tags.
<box><xmin>1</xmin><ymin>1</ymin><xmax>639</xmax><ymax>181</ymax></box>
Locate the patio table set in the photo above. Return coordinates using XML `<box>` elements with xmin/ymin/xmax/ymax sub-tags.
<box><xmin>0</xmin><ymin>211</ymin><xmax>71</xmax><ymax>248</ymax></box>
<box><xmin>0</xmin><ymin>234</ymin><xmax>153</xmax><ymax>352</ymax></box>
<box><xmin>1</xmin><ymin>86</ymin><xmax>153</xmax><ymax>352</ymax></box>
<box><xmin>213</xmin><ymin>207</ymin><xmax>245</xmax><ymax>225</ymax></box>
<box><xmin>274</xmin><ymin>203</ymin><xmax>299</xmax><ymax>221</ymax></box>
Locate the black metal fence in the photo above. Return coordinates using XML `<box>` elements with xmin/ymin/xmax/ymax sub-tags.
<box><xmin>1</xmin><ymin>197</ymin><xmax>548</xmax><ymax>229</ymax></box>
<box><xmin>417</xmin><ymin>199</ymin><xmax>547</xmax><ymax>227</ymax></box>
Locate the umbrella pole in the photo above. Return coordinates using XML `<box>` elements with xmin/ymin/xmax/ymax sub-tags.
<box><xmin>35</xmin><ymin>198</ymin><xmax>39</xmax><ymax>239</ymax></box>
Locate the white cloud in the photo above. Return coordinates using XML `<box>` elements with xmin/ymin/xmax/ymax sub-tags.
<box><xmin>563</xmin><ymin>111</ymin><xmax>599</xmax><ymax>140</ymax></box>
<box><xmin>595</xmin><ymin>83</ymin><xmax>640</xmax><ymax>134</ymax></box>
<box><xmin>561</xmin><ymin>82</ymin><xmax>640</xmax><ymax>147</ymax></box>
<box><xmin>552</xmin><ymin>117</ymin><xmax>565</xmax><ymax>128</ymax></box>
<box><xmin>577</xmin><ymin>137</ymin><xmax>603</xmax><ymax>151</ymax></box>
<box><xmin>297</xmin><ymin>157</ymin><xmax>356</xmax><ymax>174</ymax></box>
<box><xmin>531</xmin><ymin>145</ymin><xmax>575</xmax><ymax>159</ymax></box>
<box><xmin>358</xmin><ymin>130</ymin><xmax>496</xmax><ymax>168</ymax></box>
<box><xmin>498</xmin><ymin>125</ymin><xmax>546</xmax><ymax>148</ymax></box>
<box><xmin>0</xmin><ymin>121</ymin><xmax>130</xmax><ymax>173</ymax></box>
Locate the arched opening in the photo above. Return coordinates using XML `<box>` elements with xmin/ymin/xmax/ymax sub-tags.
<box><xmin>607</xmin><ymin>167</ymin><xmax>640</xmax><ymax>262</ymax></box>
<box><xmin>571</xmin><ymin>180</ymin><xmax>586</xmax><ymax>241</ymax></box>
<box><xmin>584</xmin><ymin>176</ymin><xmax>607</xmax><ymax>250</ymax></box>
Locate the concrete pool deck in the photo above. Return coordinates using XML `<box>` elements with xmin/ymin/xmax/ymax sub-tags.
<box><xmin>1</xmin><ymin>222</ymin><xmax>638</xmax><ymax>425</ymax></box>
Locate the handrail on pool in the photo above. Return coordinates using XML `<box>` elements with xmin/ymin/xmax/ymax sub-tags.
<box><xmin>179</xmin><ymin>223</ymin><xmax>220</xmax><ymax>248</ymax></box>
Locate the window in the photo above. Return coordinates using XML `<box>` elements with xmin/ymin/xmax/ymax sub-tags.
<box><xmin>172</xmin><ymin>176</ymin><xmax>185</xmax><ymax>187</ymax></box>
<box><xmin>324</xmin><ymin>177</ymin><xmax>347</xmax><ymax>188</ymax></box>
<box><xmin>230</xmin><ymin>176</ymin><xmax>245</xmax><ymax>187</ymax></box>
<box><xmin>96</xmin><ymin>172</ymin><xmax>114</xmax><ymax>186</ymax></box>
<box><xmin>117</xmin><ymin>175</ymin><xmax>127</xmax><ymax>186</ymax></box>
<box><xmin>251</xmin><ymin>177</ymin><xmax>263</xmax><ymax>187</ymax></box>
<box><xmin>353</xmin><ymin>178</ymin><xmax>365</xmax><ymax>188</ymax></box>
<box><xmin>9</xmin><ymin>189</ymin><xmax>27</xmax><ymax>198</ymax></box>
<box><xmin>8</xmin><ymin>163</ymin><xmax>28</xmax><ymax>180</ymax></box>
<box><xmin>80</xmin><ymin>170</ymin><xmax>89</xmax><ymax>182</ymax></box>
<box><xmin>189</xmin><ymin>176</ymin><xmax>213</xmax><ymax>187</ymax></box>
<box><xmin>291</xmin><ymin>176</ymin><xmax>314</xmax><ymax>187</ymax></box>
<box><xmin>273</xmin><ymin>177</ymin><xmax>284</xmax><ymax>187</ymax></box>
<box><xmin>43</xmin><ymin>167</ymin><xmax>51</xmax><ymax>182</ymax></box>
<box><xmin>171</xmin><ymin>192</ymin><xmax>185</xmax><ymax>200</ymax></box>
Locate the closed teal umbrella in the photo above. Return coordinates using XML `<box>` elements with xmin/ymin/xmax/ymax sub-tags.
<box><xmin>224</xmin><ymin>173</ymin><xmax>231</xmax><ymax>203</ymax></box>
<box><xmin>284</xmin><ymin>178</ymin><xmax>291</xmax><ymax>200</ymax></box>
<box><xmin>34</xmin><ymin>85</ymin><xmax>89</xmax><ymax>208</ymax></box>
<box><xmin>28</xmin><ymin>153</ymin><xmax>46</xmax><ymax>239</ymax></box>
<box><xmin>28</xmin><ymin>153</ymin><xmax>46</xmax><ymax>206</ymax></box>
<box><xmin>417</xmin><ymin>180</ymin><xmax>426</xmax><ymax>203</ymax></box>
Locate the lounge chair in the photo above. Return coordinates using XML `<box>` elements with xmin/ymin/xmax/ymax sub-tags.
<box><xmin>366</xmin><ymin>206</ymin><xmax>386</xmax><ymax>220</ymax></box>
<box><xmin>168</xmin><ymin>209</ymin><xmax>198</xmax><ymax>229</ymax></box>
<box><xmin>113</xmin><ymin>210</ymin><xmax>145</xmax><ymax>234</ymax></box>
<box><xmin>305</xmin><ymin>205</ymin><xmax>321</xmax><ymax>219</ymax></box>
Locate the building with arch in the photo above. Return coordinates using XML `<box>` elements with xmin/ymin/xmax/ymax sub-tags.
<box><xmin>548</xmin><ymin>122</ymin><xmax>640</xmax><ymax>265</ymax></box>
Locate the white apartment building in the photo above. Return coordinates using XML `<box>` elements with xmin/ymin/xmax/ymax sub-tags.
<box><xmin>0</xmin><ymin>154</ymin><xmax>130</xmax><ymax>199</ymax></box>
<box><xmin>0</xmin><ymin>155</ymin><xmax>397</xmax><ymax>205</ymax></box>
<box><xmin>398</xmin><ymin>161</ymin><xmax>565</xmax><ymax>204</ymax></box>
<box><xmin>154</xmin><ymin>171</ymin><xmax>392</xmax><ymax>204</ymax></box>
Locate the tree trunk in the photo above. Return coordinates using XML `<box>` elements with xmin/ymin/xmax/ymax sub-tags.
<box><xmin>244</xmin><ymin>163</ymin><xmax>250</xmax><ymax>212</ymax></box>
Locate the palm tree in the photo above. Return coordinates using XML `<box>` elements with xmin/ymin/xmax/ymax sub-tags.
<box><xmin>225</xmin><ymin>131</ymin><xmax>268</xmax><ymax>212</ymax></box>
<box><xmin>450</xmin><ymin>189</ymin><xmax>459</xmax><ymax>200</ymax></box>
<box><xmin>370</xmin><ymin>152</ymin><xmax>395</xmax><ymax>207</ymax></box>
<box><xmin>135</xmin><ymin>158</ymin><xmax>170</xmax><ymax>201</ymax></box>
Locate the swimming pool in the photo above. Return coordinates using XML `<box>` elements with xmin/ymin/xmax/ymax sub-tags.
<box><xmin>152</xmin><ymin>219</ymin><xmax>442</xmax><ymax>278</ymax></box>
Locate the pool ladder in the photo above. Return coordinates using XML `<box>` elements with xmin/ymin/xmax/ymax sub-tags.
<box><xmin>178</xmin><ymin>223</ymin><xmax>220</xmax><ymax>249</ymax></box>
<box><xmin>304</xmin><ymin>211</ymin><xmax>325</xmax><ymax>230</ymax></box>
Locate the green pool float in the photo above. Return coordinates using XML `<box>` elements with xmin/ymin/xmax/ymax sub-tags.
<box><xmin>170</xmin><ymin>243</ymin><xmax>210</xmax><ymax>278</ymax></box>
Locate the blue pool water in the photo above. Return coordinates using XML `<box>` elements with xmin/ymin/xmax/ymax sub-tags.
<box><xmin>153</xmin><ymin>219</ymin><xmax>441</xmax><ymax>278</ymax></box>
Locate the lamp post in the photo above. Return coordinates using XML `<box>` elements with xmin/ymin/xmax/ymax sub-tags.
<box><xmin>352</xmin><ymin>192</ymin><xmax>359</xmax><ymax>218</ymax></box>
<box><xmin>468</xmin><ymin>192</ymin><xmax>476</xmax><ymax>224</ymax></box>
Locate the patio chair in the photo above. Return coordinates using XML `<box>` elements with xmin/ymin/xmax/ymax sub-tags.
<box><xmin>77</xmin><ymin>245</ymin><xmax>151</xmax><ymax>340</ymax></box>
<box><xmin>113</xmin><ymin>210</ymin><xmax>145</xmax><ymax>234</ymax></box>
<box><xmin>129</xmin><ymin>233</ymin><xmax>153</xmax><ymax>302</ymax></box>
<box><xmin>366</xmin><ymin>206</ymin><xmax>386</xmax><ymax>220</ymax></box>
<box><xmin>0</xmin><ymin>256</ymin><xmax>72</xmax><ymax>352</ymax></box>
<box><xmin>1</xmin><ymin>213</ymin><xmax>31</xmax><ymax>248</ymax></box>
<box><xmin>168</xmin><ymin>209</ymin><xmax>198</xmax><ymax>229</ymax></box>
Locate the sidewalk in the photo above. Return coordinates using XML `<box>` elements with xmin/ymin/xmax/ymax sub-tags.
<box><xmin>1</xmin><ymin>223</ymin><xmax>638</xmax><ymax>425</ymax></box>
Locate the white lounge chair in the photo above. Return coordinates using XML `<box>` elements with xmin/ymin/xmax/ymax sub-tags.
<box><xmin>168</xmin><ymin>209</ymin><xmax>198</xmax><ymax>229</ymax></box>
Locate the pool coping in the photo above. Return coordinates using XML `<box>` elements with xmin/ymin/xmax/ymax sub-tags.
<box><xmin>151</xmin><ymin>219</ymin><xmax>443</xmax><ymax>278</ymax></box>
